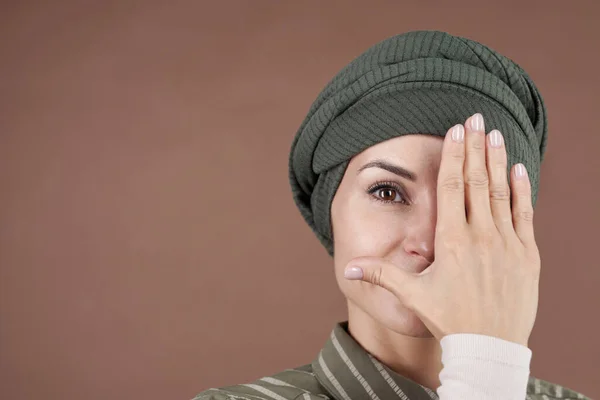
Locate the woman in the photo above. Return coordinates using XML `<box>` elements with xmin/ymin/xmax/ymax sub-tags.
<box><xmin>194</xmin><ymin>31</ymin><xmax>590</xmax><ymax>400</ymax></box>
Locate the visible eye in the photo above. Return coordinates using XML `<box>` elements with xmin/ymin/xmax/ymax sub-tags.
<box><xmin>367</xmin><ymin>181</ymin><xmax>409</xmax><ymax>205</ymax></box>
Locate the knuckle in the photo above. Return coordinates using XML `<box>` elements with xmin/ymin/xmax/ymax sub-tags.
<box><xmin>489</xmin><ymin>185</ymin><xmax>510</xmax><ymax>202</ymax></box>
<box><xmin>441</xmin><ymin>175</ymin><xmax>464</xmax><ymax>193</ymax></box>
<box><xmin>448</xmin><ymin>150</ymin><xmax>465</xmax><ymax>162</ymax></box>
<box><xmin>368</xmin><ymin>268</ymin><xmax>383</xmax><ymax>287</ymax></box>
<box><xmin>516</xmin><ymin>208</ymin><xmax>535</xmax><ymax>223</ymax></box>
<box><xmin>468</xmin><ymin>138</ymin><xmax>486</xmax><ymax>151</ymax></box>
<box><xmin>466</xmin><ymin>170</ymin><xmax>489</xmax><ymax>189</ymax></box>
<box><xmin>494</xmin><ymin>156</ymin><xmax>507</xmax><ymax>168</ymax></box>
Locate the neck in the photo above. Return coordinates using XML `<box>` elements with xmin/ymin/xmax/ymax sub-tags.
<box><xmin>346</xmin><ymin>301</ymin><xmax>443</xmax><ymax>391</ymax></box>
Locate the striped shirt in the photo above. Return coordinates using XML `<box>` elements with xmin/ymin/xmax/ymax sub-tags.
<box><xmin>193</xmin><ymin>321</ymin><xmax>590</xmax><ymax>400</ymax></box>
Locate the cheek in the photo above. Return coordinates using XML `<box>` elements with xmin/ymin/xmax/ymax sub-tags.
<box><xmin>333</xmin><ymin>205</ymin><xmax>407</xmax><ymax>287</ymax></box>
<box><xmin>334</xmin><ymin>203</ymin><xmax>405</xmax><ymax>258</ymax></box>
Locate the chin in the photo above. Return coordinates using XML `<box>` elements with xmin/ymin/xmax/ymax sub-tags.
<box><xmin>368</xmin><ymin>286</ymin><xmax>434</xmax><ymax>338</ymax></box>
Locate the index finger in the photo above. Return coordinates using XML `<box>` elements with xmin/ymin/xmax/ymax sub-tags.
<box><xmin>437</xmin><ymin>124</ymin><xmax>467</xmax><ymax>230</ymax></box>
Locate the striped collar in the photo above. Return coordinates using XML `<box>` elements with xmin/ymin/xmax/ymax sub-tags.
<box><xmin>311</xmin><ymin>321</ymin><xmax>439</xmax><ymax>400</ymax></box>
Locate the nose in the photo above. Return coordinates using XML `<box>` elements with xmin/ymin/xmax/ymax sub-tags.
<box><xmin>402</xmin><ymin>206</ymin><xmax>436</xmax><ymax>264</ymax></box>
<box><xmin>404</xmin><ymin>239</ymin><xmax>434</xmax><ymax>264</ymax></box>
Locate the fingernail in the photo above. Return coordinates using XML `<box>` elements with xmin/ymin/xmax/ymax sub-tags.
<box><xmin>470</xmin><ymin>113</ymin><xmax>484</xmax><ymax>131</ymax></box>
<box><xmin>344</xmin><ymin>266</ymin><xmax>363</xmax><ymax>280</ymax></box>
<box><xmin>489</xmin><ymin>129</ymin><xmax>503</xmax><ymax>148</ymax></box>
<box><xmin>515</xmin><ymin>163</ymin><xmax>527</xmax><ymax>179</ymax></box>
<box><xmin>451</xmin><ymin>124</ymin><xmax>464</xmax><ymax>143</ymax></box>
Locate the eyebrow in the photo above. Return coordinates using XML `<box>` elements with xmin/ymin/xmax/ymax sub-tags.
<box><xmin>357</xmin><ymin>159</ymin><xmax>417</xmax><ymax>182</ymax></box>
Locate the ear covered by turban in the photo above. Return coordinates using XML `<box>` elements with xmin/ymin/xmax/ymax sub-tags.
<box><xmin>288</xmin><ymin>30</ymin><xmax>548</xmax><ymax>257</ymax></box>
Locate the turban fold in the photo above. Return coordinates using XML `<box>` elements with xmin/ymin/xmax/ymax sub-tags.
<box><xmin>288</xmin><ymin>30</ymin><xmax>548</xmax><ymax>257</ymax></box>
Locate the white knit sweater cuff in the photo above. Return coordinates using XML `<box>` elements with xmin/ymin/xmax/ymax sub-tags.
<box><xmin>436</xmin><ymin>333</ymin><xmax>532</xmax><ymax>400</ymax></box>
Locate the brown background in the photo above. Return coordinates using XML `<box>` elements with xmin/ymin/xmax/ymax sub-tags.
<box><xmin>1</xmin><ymin>1</ymin><xmax>599</xmax><ymax>399</ymax></box>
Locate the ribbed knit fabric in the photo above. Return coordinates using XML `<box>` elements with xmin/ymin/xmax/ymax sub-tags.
<box><xmin>288</xmin><ymin>30</ymin><xmax>548</xmax><ymax>257</ymax></box>
<box><xmin>438</xmin><ymin>333</ymin><xmax>533</xmax><ymax>400</ymax></box>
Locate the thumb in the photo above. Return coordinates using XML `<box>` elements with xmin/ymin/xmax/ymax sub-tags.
<box><xmin>344</xmin><ymin>256</ymin><xmax>421</xmax><ymax>308</ymax></box>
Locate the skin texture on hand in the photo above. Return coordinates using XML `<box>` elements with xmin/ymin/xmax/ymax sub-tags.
<box><xmin>343</xmin><ymin>113</ymin><xmax>541</xmax><ymax>347</ymax></box>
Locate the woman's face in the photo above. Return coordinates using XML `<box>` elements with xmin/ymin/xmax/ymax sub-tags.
<box><xmin>331</xmin><ymin>134</ymin><xmax>445</xmax><ymax>338</ymax></box>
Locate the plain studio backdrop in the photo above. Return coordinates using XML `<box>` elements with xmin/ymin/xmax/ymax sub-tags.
<box><xmin>1</xmin><ymin>1</ymin><xmax>599</xmax><ymax>399</ymax></box>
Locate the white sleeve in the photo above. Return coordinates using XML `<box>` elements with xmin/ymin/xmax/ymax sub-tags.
<box><xmin>436</xmin><ymin>333</ymin><xmax>532</xmax><ymax>400</ymax></box>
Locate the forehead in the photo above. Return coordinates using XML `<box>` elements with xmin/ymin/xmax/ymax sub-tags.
<box><xmin>349</xmin><ymin>134</ymin><xmax>445</xmax><ymax>168</ymax></box>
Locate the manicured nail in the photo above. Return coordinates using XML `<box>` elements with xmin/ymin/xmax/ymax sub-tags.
<box><xmin>344</xmin><ymin>266</ymin><xmax>363</xmax><ymax>280</ymax></box>
<box><xmin>451</xmin><ymin>124</ymin><xmax>464</xmax><ymax>143</ymax></box>
<box><xmin>515</xmin><ymin>163</ymin><xmax>527</xmax><ymax>179</ymax></box>
<box><xmin>470</xmin><ymin>113</ymin><xmax>484</xmax><ymax>131</ymax></box>
<box><xmin>489</xmin><ymin>129</ymin><xmax>503</xmax><ymax>148</ymax></box>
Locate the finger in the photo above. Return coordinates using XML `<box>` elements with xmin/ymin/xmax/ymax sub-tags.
<box><xmin>511</xmin><ymin>163</ymin><xmax>536</xmax><ymax>247</ymax></box>
<box><xmin>344</xmin><ymin>256</ymin><xmax>421</xmax><ymax>308</ymax></box>
<box><xmin>436</xmin><ymin>123</ymin><xmax>467</xmax><ymax>231</ymax></box>
<box><xmin>486</xmin><ymin>129</ymin><xmax>514</xmax><ymax>235</ymax></box>
<box><xmin>464</xmin><ymin>113</ymin><xmax>495</xmax><ymax>228</ymax></box>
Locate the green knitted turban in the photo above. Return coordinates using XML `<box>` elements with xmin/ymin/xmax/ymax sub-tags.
<box><xmin>288</xmin><ymin>30</ymin><xmax>548</xmax><ymax>257</ymax></box>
